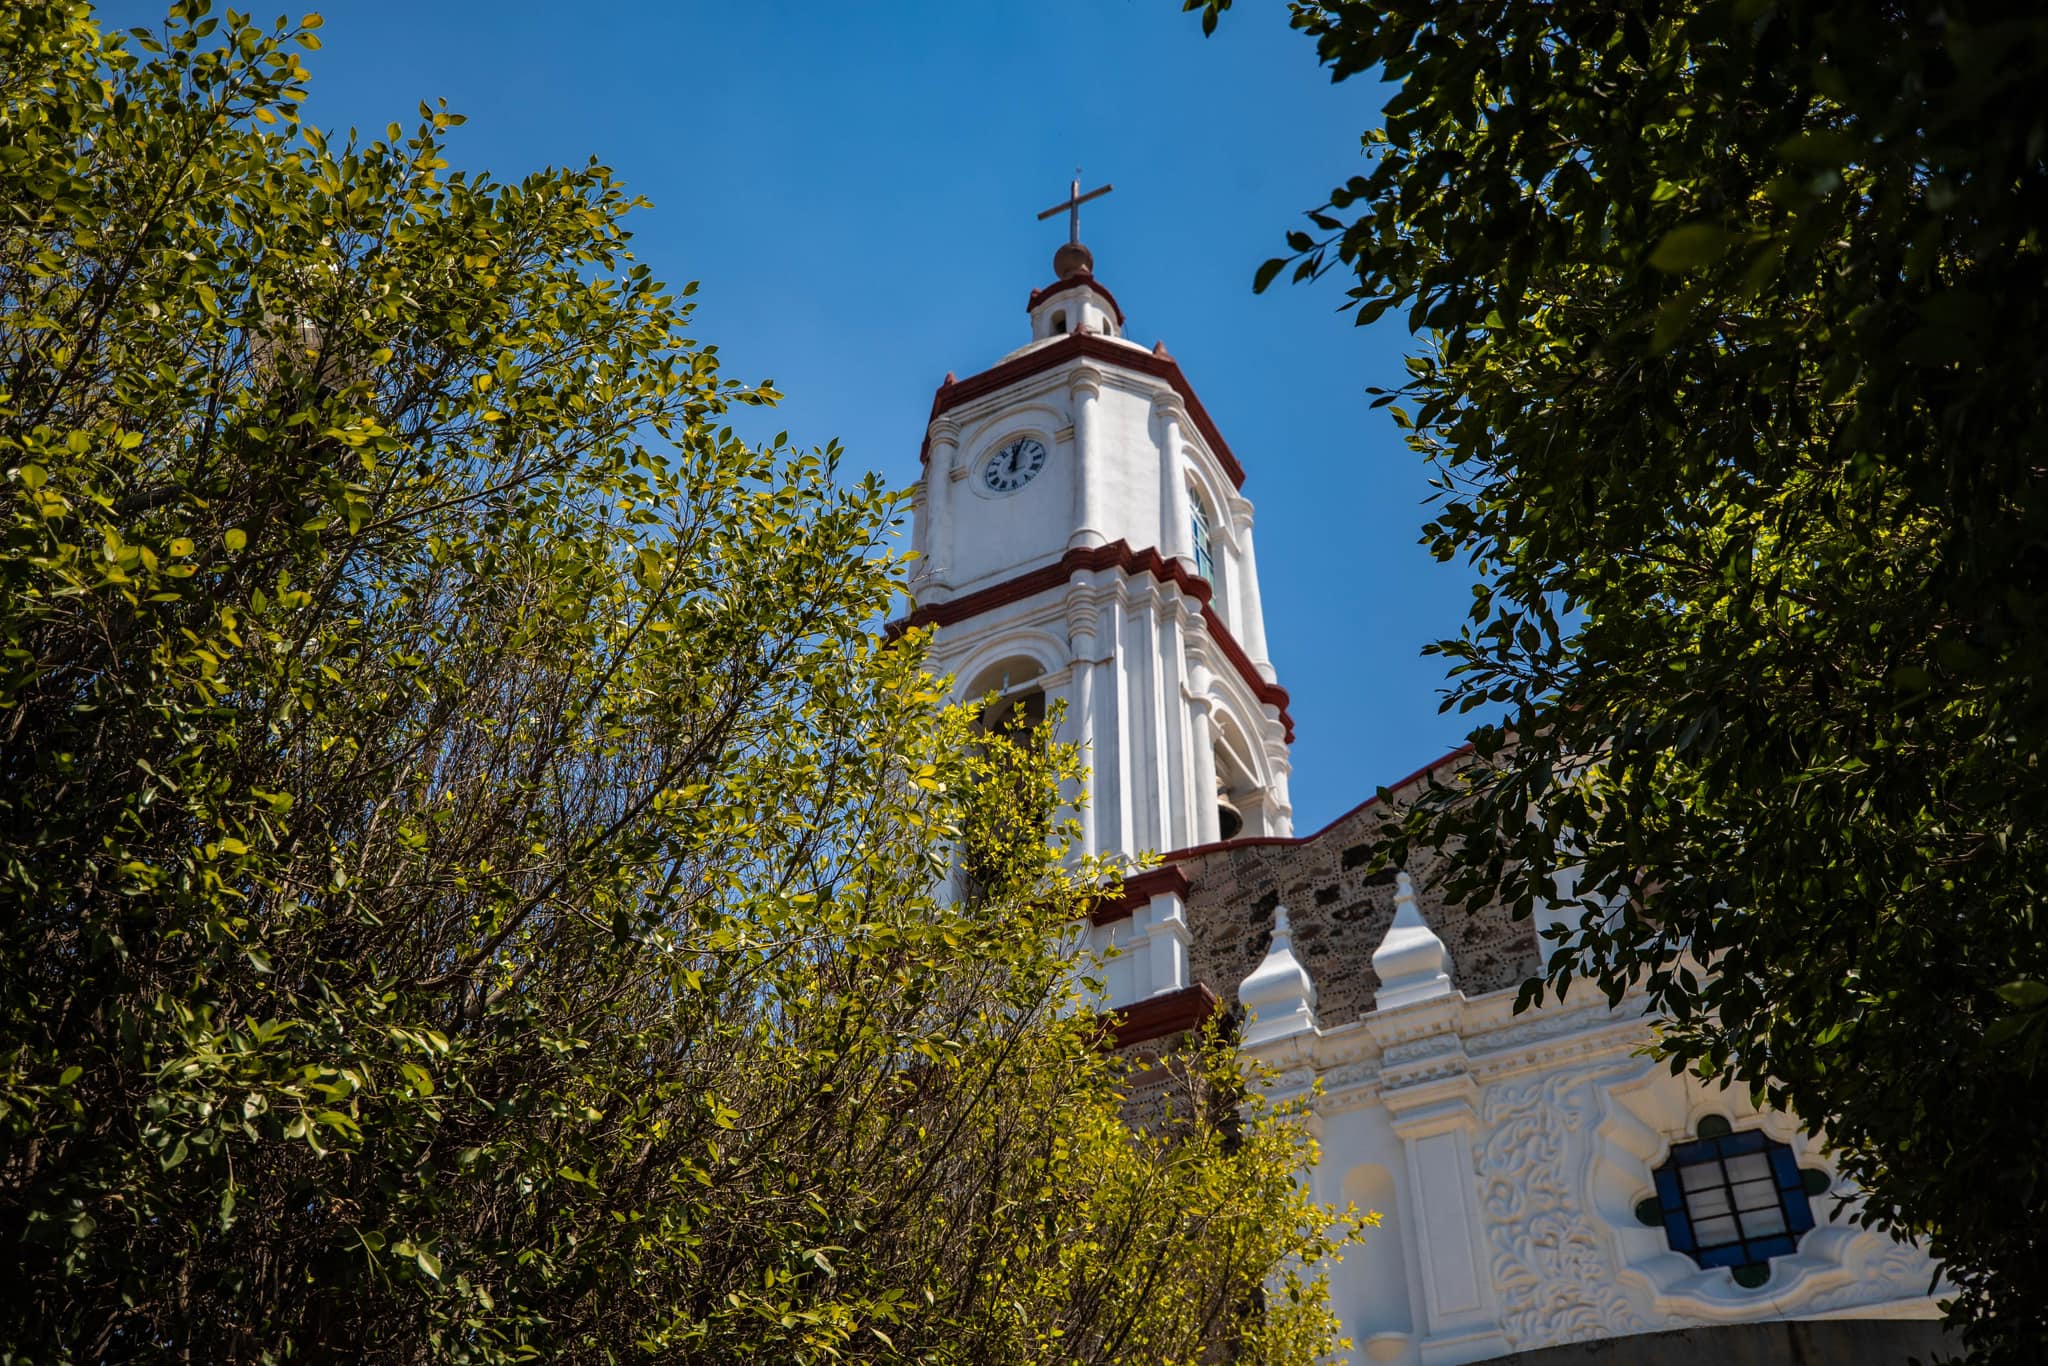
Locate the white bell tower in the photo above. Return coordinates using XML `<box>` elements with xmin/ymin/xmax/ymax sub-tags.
<box><xmin>903</xmin><ymin>183</ymin><xmax>1293</xmax><ymax>860</ymax></box>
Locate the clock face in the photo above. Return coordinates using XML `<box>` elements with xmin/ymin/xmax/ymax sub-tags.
<box><xmin>982</xmin><ymin>437</ymin><xmax>1048</xmax><ymax>494</ymax></box>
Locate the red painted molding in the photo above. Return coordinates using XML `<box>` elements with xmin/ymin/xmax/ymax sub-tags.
<box><xmin>1026</xmin><ymin>275</ymin><xmax>1127</xmax><ymax>327</ymax></box>
<box><xmin>898</xmin><ymin>539</ymin><xmax>1208</xmax><ymax>630</ymax></box>
<box><xmin>917</xmin><ymin>332</ymin><xmax>1247</xmax><ymax>490</ymax></box>
<box><xmin>891</xmin><ymin>540</ymin><xmax>1295</xmax><ymax>743</ymax></box>
<box><xmin>1103</xmin><ymin>982</ymin><xmax>1219</xmax><ymax>1049</ymax></box>
<box><xmin>1088</xmin><ymin>864</ymin><xmax>1193</xmax><ymax>927</ymax></box>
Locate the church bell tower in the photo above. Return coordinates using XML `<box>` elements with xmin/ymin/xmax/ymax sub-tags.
<box><xmin>902</xmin><ymin>181</ymin><xmax>1294</xmax><ymax>860</ymax></box>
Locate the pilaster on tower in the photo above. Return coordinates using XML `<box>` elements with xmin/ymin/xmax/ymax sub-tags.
<box><xmin>902</xmin><ymin>226</ymin><xmax>1294</xmax><ymax>858</ymax></box>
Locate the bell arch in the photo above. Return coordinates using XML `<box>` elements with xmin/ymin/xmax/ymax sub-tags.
<box><xmin>1208</xmin><ymin>697</ymin><xmax>1276</xmax><ymax>840</ymax></box>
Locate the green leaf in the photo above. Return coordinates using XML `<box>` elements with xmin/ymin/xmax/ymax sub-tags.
<box><xmin>1647</xmin><ymin>224</ymin><xmax>1742</xmax><ymax>273</ymax></box>
<box><xmin>1995</xmin><ymin>980</ymin><xmax>2048</xmax><ymax>1008</ymax></box>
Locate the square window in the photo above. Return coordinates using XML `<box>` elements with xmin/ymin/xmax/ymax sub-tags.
<box><xmin>1650</xmin><ymin>1124</ymin><xmax>1819</xmax><ymax>1277</ymax></box>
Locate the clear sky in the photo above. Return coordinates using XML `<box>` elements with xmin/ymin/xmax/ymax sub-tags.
<box><xmin>102</xmin><ymin>1</ymin><xmax>1476</xmax><ymax>833</ymax></box>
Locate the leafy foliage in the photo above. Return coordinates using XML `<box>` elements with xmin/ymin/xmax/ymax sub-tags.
<box><xmin>0</xmin><ymin>4</ymin><xmax>1353</xmax><ymax>1359</ymax></box>
<box><xmin>1194</xmin><ymin>0</ymin><xmax>2048</xmax><ymax>1355</ymax></box>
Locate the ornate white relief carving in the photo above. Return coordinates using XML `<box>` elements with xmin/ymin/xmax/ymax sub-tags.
<box><xmin>1478</xmin><ymin>1069</ymin><xmax>1649</xmax><ymax>1349</ymax></box>
<box><xmin>1800</xmin><ymin>1235</ymin><xmax>1942</xmax><ymax>1315</ymax></box>
<box><xmin>1588</xmin><ymin>1062</ymin><xmax>1945</xmax><ymax>1324</ymax></box>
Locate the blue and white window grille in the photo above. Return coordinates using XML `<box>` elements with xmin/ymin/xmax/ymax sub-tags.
<box><xmin>1637</xmin><ymin>1115</ymin><xmax>1829</xmax><ymax>1289</ymax></box>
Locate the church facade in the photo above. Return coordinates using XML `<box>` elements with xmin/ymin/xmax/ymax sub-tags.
<box><xmin>898</xmin><ymin>223</ymin><xmax>1947</xmax><ymax>1364</ymax></box>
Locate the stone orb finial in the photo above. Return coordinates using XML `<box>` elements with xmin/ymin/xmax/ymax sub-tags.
<box><xmin>1053</xmin><ymin>240</ymin><xmax>1095</xmax><ymax>279</ymax></box>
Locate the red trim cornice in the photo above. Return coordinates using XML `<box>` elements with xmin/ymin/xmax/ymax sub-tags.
<box><xmin>918</xmin><ymin>333</ymin><xmax>1246</xmax><ymax>490</ymax></box>
<box><xmin>899</xmin><ymin>539</ymin><xmax>1207</xmax><ymax>628</ymax></box>
<box><xmin>1087</xmin><ymin>865</ymin><xmax>1192</xmax><ymax>927</ymax></box>
<box><xmin>892</xmin><ymin>540</ymin><xmax>1294</xmax><ymax>743</ymax></box>
<box><xmin>1027</xmin><ymin>275</ymin><xmax>1127</xmax><ymax>327</ymax></box>
<box><xmin>1103</xmin><ymin>982</ymin><xmax>1218</xmax><ymax>1049</ymax></box>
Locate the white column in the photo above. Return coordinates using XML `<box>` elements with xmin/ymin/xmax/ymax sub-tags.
<box><xmin>1392</xmin><ymin>1094</ymin><xmax>1507</xmax><ymax>1365</ymax></box>
<box><xmin>910</xmin><ymin>483</ymin><xmax>930</xmax><ymax>578</ymax></box>
<box><xmin>1268</xmin><ymin>754</ymin><xmax>1294</xmax><ymax>838</ymax></box>
<box><xmin>1187</xmin><ymin>652</ymin><xmax>1221</xmax><ymax>846</ymax></box>
<box><xmin>1233</xmin><ymin>503</ymin><xmax>1273</xmax><ymax>678</ymax></box>
<box><xmin>1069</xmin><ymin>367</ymin><xmax>1105</xmax><ymax>550</ymax></box>
<box><xmin>1065</xmin><ymin>587</ymin><xmax>1100</xmax><ymax>858</ymax></box>
<box><xmin>1144</xmin><ymin>891</ymin><xmax>1191</xmax><ymax>996</ymax></box>
<box><xmin>1372</xmin><ymin>994</ymin><xmax>1508</xmax><ymax>1364</ymax></box>
<box><xmin>1111</xmin><ymin>586</ymin><xmax>1143</xmax><ymax>854</ymax></box>
<box><xmin>927</xmin><ymin>420</ymin><xmax>960</xmax><ymax>586</ymax></box>
<box><xmin>1154</xmin><ymin>597</ymin><xmax>1191</xmax><ymax>851</ymax></box>
<box><xmin>1156</xmin><ymin>395</ymin><xmax>1194</xmax><ymax>568</ymax></box>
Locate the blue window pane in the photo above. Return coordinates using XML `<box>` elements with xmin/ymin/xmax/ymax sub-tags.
<box><xmin>1651</xmin><ymin>1124</ymin><xmax>1819</xmax><ymax>1276</ymax></box>
<box><xmin>1669</xmin><ymin>1138</ymin><xmax>1711</xmax><ymax>1165</ymax></box>
<box><xmin>1748</xmin><ymin>1234</ymin><xmax>1797</xmax><ymax>1262</ymax></box>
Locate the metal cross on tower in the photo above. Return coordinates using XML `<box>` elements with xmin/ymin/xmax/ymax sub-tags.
<box><xmin>1038</xmin><ymin>173</ymin><xmax>1113</xmax><ymax>244</ymax></box>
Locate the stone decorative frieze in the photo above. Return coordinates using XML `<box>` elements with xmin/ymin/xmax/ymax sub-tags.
<box><xmin>1800</xmin><ymin>1237</ymin><xmax>1942</xmax><ymax>1315</ymax></box>
<box><xmin>1478</xmin><ymin>1069</ymin><xmax>1650</xmax><ymax>1349</ymax></box>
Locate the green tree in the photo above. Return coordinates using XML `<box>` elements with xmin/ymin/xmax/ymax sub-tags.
<box><xmin>0</xmin><ymin>4</ymin><xmax>1354</xmax><ymax>1359</ymax></box>
<box><xmin>1193</xmin><ymin>0</ymin><xmax>2048</xmax><ymax>1354</ymax></box>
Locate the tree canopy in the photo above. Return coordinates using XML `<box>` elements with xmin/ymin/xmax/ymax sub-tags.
<box><xmin>0</xmin><ymin>5</ymin><xmax>1353</xmax><ymax>1360</ymax></box>
<box><xmin>1195</xmin><ymin>0</ymin><xmax>2048</xmax><ymax>1356</ymax></box>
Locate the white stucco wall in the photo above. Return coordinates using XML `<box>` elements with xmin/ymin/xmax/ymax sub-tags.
<box><xmin>1239</xmin><ymin>928</ymin><xmax>1945</xmax><ymax>1366</ymax></box>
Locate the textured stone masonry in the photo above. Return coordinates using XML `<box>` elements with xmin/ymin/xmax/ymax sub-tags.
<box><xmin>1179</xmin><ymin>769</ymin><xmax>1540</xmax><ymax>1027</ymax></box>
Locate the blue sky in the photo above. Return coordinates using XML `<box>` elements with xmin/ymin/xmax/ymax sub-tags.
<box><xmin>105</xmin><ymin>1</ymin><xmax>1477</xmax><ymax>832</ymax></box>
